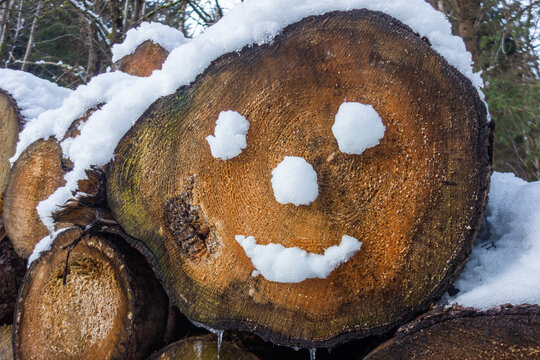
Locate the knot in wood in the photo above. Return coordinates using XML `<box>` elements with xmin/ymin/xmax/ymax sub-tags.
<box><xmin>164</xmin><ymin>190</ymin><xmax>209</xmax><ymax>259</ymax></box>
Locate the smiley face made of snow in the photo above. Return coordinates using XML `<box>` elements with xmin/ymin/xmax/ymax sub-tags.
<box><xmin>108</xmin><ymin>10</ymin><xmax>489</xmax><ymax>348</ymax></box>
<box><xmin>205</xmin><ymin>103</ymin><xmax>385</xmax><ymax>283</ymax></box>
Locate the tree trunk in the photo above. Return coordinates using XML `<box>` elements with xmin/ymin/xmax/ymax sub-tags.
<box><xmin>107</xmin><ymin>9</ymin><xmax>492</xmax><ymax>348</ymax></box>
<box><xmin>13</xmin><ymin>228</ymin><xmax>169</xmax><ymax>360</ymax></box>
<box><xmin>0</xmin><ymin>89</ymin><xmax>22</xmax><ymax>196</ymax></box>
<box><xmin>454</xmin><ymin>0</ymin><xmax>481</xmax><ymax>65</ymax></box>
<box><xmin>149</xmin><ymin>335</ymin><xmax>259</xmax><ymax>360</ymax></box>
<box><xmin>113</xmin><ymin>40</ymin><xmax>169</xmax><ymax>77</ymax></box>
<box><xmin>0</xmin><ymin>0</ymin><xmax>15</xmax><ymax>53</ymax></box>
<box><xmin>20</xmin><ymin>0</ymin><xmax>43</xmax><ymax>72</ymax></box>
<box><xmin>0</xmin><ymin>235</ymin><xmax>26</xmax><ymax>325</ymax></box>
<box><xmin>0</xmin><ymin>325</ymin><xmax>13</xmax><ymax>359</ymax></box>
<box><xmin>364</xmin><ymin>304</ymin><xmax>540</xmax><ymax>359</ymax></box>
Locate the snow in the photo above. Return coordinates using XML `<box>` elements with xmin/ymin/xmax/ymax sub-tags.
<box><xmin>0</xmin><ymin>69</ymin><xmax>71</xmax><ymax>122</ymax></box>
<box><xmin>271</xmin><ymin>156</ymin><xmax>318</xmax><ymax>206</ymax></box>
<box><xmin>332</xmin><ymin>102</ymin><xmax>385</xmax><ymax>154</ymax></box>
<box><xmin>445</xmin><ymin>172</ymin><xmax>540</xmax><ymax>309</ymax></box>
<box><xmin>11</xmin><ymin>0</ymin><xmax>487</xmax><ymax>261</ymax></box>
<box><xmin>236</xmin><ymin>235</ymin><xmax>362</xmax><ymax>282</ymax></box>
<box><xmin>206</xmin><ymin>110</ymin><xmax>250</xmax><ymax>160</ymax></box>
<box><xmin>111</xmin><ymin>22</ymin><xmax>188</xmax><ymax>62</ymax></box>
<box><xmin>27</xmin><ymin>229</ymin><xmax>69</xmax><ymax>266</ymax></box>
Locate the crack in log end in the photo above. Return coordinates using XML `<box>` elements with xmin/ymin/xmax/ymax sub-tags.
<box><xmin>164</xmin><ymin>190</ymin><xmax>210</xmax><ymax>260</ymax></box>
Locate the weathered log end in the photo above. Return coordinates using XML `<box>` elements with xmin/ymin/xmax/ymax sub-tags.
<box><xmin>0</xmin><ymin>90</ymin><xmax>22</xmax><ymax>196</ymax></box>
<box><xmin>114</xmin><ymin>40</ymin><xmax>169</xmax><ymax>77</ymax></box>
<box><xmin>0</xmin><ymin>236</ymin><xmax>26</xmax><ymax>325</ymax></box>
<box><xmin>364</xmin><ymin>304</ymin><xmax>540</xmax><ymax>359</ymax></box>
<box><xmin>149</xmin><ymin>335</ymin><xmax>259</xmax><ymax>360</ymax></box>
<box><xmin>0</xmin><ymin>325</ymin><xmax>13</xmax><ymax>360</ymax></box>
<box><xmin>13</xmin><ymin>229</ymin><xmax>168</xmax><ymax>360</ymax></box>
<box><xmin>108</xmin><ymin>9</ymin><xmax>491</xmax><ymax>347</ymax></box>
<box><xmin>2</xmin><ymin>139</ymin><xmax>66</xmax><ymax>258</ymax></box>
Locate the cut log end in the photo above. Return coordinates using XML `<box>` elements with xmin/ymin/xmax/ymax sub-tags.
<box><xmin>149</xmin><ymin>335</ymin><xmax>259</xmax><ymax>360</ymax></box>
<box><xmin>0</xmin><ymin>89</ymin><xmax>22</xmax><ymax>195</ymax></box>
<box><xmin>114</xmin><ymin>40</ymin><xmax>169</xmax><ymax>77</ymax></box>
<box><xmin>364</xmin><ymin>304</ymin><xmax>540</xmax><ymax>359</ymax></box>
<box><xmin>2</xmin><ymin>139</ymin><xmax>66</xmax><ymax>258</ymax></box>
<box><xmin>108</xmin><ymin>9</ymin><xmax>491</xmax><ymax>347</ymax></box>
<box><xmin>13</xmin><ymin>229</ymin><xmax>168</xmax><ymax>360</ymax></box>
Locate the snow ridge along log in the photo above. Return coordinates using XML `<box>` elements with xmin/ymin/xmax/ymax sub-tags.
<box><xmin>149</xmin><ymin>335</ymin><xmax>259</xmax><ymax>360</ymax></box>
<box><xmin>13</xmin><ymin>228</ymin><xmax>168</xmax><ymax>360</ymax></box>
<box><xmin>0</xmin><ymin>89</ymin><xmax>22</xmax><ymax>197</ymax></box>
<box><xmin>107</xmin><ymin>10</ymin><xmax>491</xmax><ymax>347</ymax></box>
<box><xmin>364</xmin><ymin>304</ymin><xmax>540</xmax><ymax>359</ymax></box>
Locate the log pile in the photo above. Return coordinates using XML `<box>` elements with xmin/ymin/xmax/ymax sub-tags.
<box><xmin>2</xmin><ymin>7</ymin><xmax>538</xmax><ymax>360</ymax></box>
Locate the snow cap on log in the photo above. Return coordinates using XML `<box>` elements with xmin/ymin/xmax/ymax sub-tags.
<box><xmin>111</xmin><ymin>22</ymin><xmax>187</xmax><ymax>63</ymax></box>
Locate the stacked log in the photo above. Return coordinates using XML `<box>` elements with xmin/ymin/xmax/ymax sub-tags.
<box><xmin>149</xmin><ymin>335</ymin><xmax>259</xmax><ymax>360</ymax></box>
<box><xmin>107</xmin><ymin>9</ymin><xmax>491</xmax><ymax>348</ymax></box>
<box><xmin>0</xmin><ymin>89</ymin><xmax>22</xmax><ymax>198</ymax></box>
<box><xmin>13</xmin><ymin>228</ymin><xmax>168</xmax><ymax>359</ymax></box>
<box><xmin>364</xmin><ymin>305</ymin><xmax>540</xmax><ymax>359</ymax></box>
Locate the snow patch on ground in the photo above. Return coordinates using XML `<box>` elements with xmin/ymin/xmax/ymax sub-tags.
<box><xmin>111</xmin><ymin>22</ymin><xmax>188</xmax><ymax>62</ymax></box>
<box><xmin>236</xmin><ymin>235</ymin><xmax>362</xmax><ymax>282</ymax></box>
<box><xmin>206</xmin><ymin>110</ymin><xmax>249</xmax><ymax>160</ymax></box>
<box><xmin>332</xmin><ymin>102</ymin><xmax>385</xmax><ymax>154</ymax></box>
<box><xmin>445</xmin><ymin>172</ymin><xmax>540</xmax><ymax>309</ymax></box>
<box><xmin>271</xmin><ymin>156</ymin><xmax>318</xmax><ymax>206</ymax></box>
<box><xmin>11</xmin><ymin>0</ymin><xmax>487</xmax><ymax>261</ymax></box>
<box><xmin>0</xmin><ymin>69</ymin><xmax>71</xmax><ymax>122</ymax></box>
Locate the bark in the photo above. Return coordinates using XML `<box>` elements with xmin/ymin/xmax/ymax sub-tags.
<box><xmin>0</xmin><ymin>325</ymin><xmax>12</xmax><ymax>359</ymax></box>
<box><xmin>113</xmin><ymin>40</ymin><xmax>169</xmax><ymax>77</ymax></box>
<box><xmin>0</xmin><ymin>236</ymin><xmax>26</xmax><ymax>325</ymax></box>
<box><xmin>13</xmin><ymin>228</ymin><xmax>169</xmax><ymax>360</ymax></box>
<box><xmin>364</xmin><ymin>304</ymin><xmax>540</xmax><ymax>359</ymax></box>
<box><xmin>149</xmin><ymin>335</ymin><xmax>259</xmax><ymax>360</ymax></box>
<box><xmin>0</xmin><ymin>89</ymin><xmax>22</xmax><ymax>196</ymax></box>
<box><xmin>107</xmin><ymin>9</ymin><xmax>491</xmax><ymax>348</ymax></box>
<box><xmin>20</xmin><ymin>0</ymin><xmax>43</xmax><ymax>72</ymax></box>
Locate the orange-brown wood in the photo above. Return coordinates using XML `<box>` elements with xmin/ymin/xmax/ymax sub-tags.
<box><xmin>0</xmin><ymin>236</ymin><xmax>26</xmax><ymax>325</ymax></box>
<box><xmin>2</xmin><ymin>139</ymin><xmax>66</xmax><ymax>258</ymax></box>
<box><xmin>114</xmin><ymin>40</ymin><xmax>169</xmax><ymax>77</ymax></box>
<box><xmin>364</xmin><ymin>304</ymin><xmax>540</xmax><ymax>359</ymax></box>
<box><xmin>13</xmin><ymin>228</ymin><xmax>168</xmax><ymax>360</ymax></box>
<box><xmin>108</xmin><ymin>10</ymin><xmax>491</xmax><ymax>347</ymax></box>
<box><xmin>0</xmin><ymin>90</ymin><xmax>22</xmax><ymax>196</ymax></box>
<box><xmin>149</xmin><ymin>335</ymin><xmax>259</xmax><ymax>360</ymax></box>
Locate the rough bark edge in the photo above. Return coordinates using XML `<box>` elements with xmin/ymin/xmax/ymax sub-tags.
<box><xmin>0</xmin><ymin>89</ymin><xmax>24</xmax><ymax>129</ymax></box>
<box><xmin>12</xmin><ymin>227</ymin><xmax>169</xmax><ymax>360</ymax></box>
<box><xmin>108</xmin><ymin>9</ymin><xmax>493</xmax><ymax>349</ymax></box>
<box><xmin>394</xmin><ymin>303</ymin><xmax>540</xmax><ymax>340</ymax></box>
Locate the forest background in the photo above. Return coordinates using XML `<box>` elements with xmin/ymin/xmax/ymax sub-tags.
<box><xmin>0</xmin><ymin>0</ymin><xmax>537</xmax><ymax>181</ymax></box>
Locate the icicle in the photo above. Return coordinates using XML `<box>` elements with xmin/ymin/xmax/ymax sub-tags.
<box><xmin>216</xmin><ymin>330</ymin><xmax>224</xmax><ymax>359</ymax></box>
<box><xmin>309</xmin><ymin>348</ymin><xmax>317</xmax><ymax>360</ymax></box>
